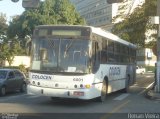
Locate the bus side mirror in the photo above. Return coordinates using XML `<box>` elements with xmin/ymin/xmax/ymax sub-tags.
<box><xmin>107</xmin><ymin>0</ymin><xmax>123</xmax><ymax>4</ymax></box>
<box><xmin>11</xmin><ymin>0</ymin><xmax>19</xmax><ymax>2</ymax></box>
<box><xmin>22</xmin><ymin>0</ymin><xmax>40</xmax><ymax>8</ymax></box>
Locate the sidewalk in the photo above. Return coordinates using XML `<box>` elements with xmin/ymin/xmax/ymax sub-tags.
<box><xmin>146</xmin><ymin>89</ymin><xmax>160</xmax><ymax>100</ymax></box>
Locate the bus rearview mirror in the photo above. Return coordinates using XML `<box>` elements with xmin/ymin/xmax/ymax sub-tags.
<box><xmin>22</xmin><ymin>0</ymin><xmax>40</xmax><ymax>8</ymax></box>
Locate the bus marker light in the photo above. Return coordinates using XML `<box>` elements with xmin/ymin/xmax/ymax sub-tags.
<box><xmin>37</xmin><ymin>82</ymin><xmax>40</xmax><ymax>86</ymax></box>
<box><xmin>73</xmin><ymin>91</ymin><xmax>84</xmax><ymax>96</ymax></box>
<box><xmin>74</xmin><ymin>85</ymin><xmax>77</xmax><ymax>88</ymax></box>
<box><xmin>80</xmin><ymin>84</ymin><xmax>83</xmax><ymax>88</ymax></box>
<box><xmin>32</xmin><ymin>81</ymin><xmax>35</xmax><ymax>85</ymax></box>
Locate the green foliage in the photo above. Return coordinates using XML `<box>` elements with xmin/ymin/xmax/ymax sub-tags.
<box><xmin>145</xmin><ymin>66</ymin><xmax>155</xmax><ymax>72</ymax></box>
<box><xmin>0</xmin><ymin>1</ymin><xmax>86</xmax><ymax>66</ymax></box>
<box><xmin>19</xmin><ymin>64</ymin><xmax>27</xmax><ymax>74</ymax></box>
<box><xmin>0</xmin><ymin>36</ymin><xmax>25</xmax><ymax>66</ymax></box>
<box><xmin>7</xmin><ymin>0</ymin><xmax>86</xmax><ymax>40</ymax></box>
<box><xmin>0</xmin><ymin>13</ymin><xmax>8</xmax><ymax>36</ymax></box>
<box><xmin>112</xmin><ymin>0</ymin><xmax>157</xmax><ymax>47</ymax></box>
<box><xmin>145</xmin><ymin>0</ymin><xmax>157</xmax><ymax>16</ymax></box>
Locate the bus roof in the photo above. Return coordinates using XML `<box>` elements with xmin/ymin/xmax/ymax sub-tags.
<box><xmin>90</xmin><ymin>26</ymin><xmax>136</xmax><ymax>48</ymax></box>
<box><xmin>35</xmin><ymin>25</ymin><xmax>136</xmax><ymax>48</ymax></box>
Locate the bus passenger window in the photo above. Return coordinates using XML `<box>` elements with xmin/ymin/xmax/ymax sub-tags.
<box><xmin>101</xmin><ymin>51</ymin><xmax>107</xmax><ymax>63</ymax></box>
<box><xmin>92</xmin><ymin>42</ymin><xmax>100</xmax><ymax>63</ymax></box>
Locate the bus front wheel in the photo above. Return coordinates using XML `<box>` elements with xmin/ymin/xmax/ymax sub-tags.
<box><xmin>97</xmin><ymin>80</ymin><xmax>107</xmax><ymax>102</ymax></box>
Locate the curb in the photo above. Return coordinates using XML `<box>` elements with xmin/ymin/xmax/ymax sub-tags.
<box><xmin>146</xmin><ymin>89</ymin><xmax>160</xmax><ymax>101</ymax></box>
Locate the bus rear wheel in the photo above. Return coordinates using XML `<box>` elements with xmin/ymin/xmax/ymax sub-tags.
<box><xmin>51</xmin><ymin>97</ymin><xmax>61</xmax><ymax>101</ymax></box>
<box><xmin>122</xmin><ymin>75</ymin><xmax>130</xmax><ymax>93</ymax></box>
<box><xmin>97</xmin><ymin>80</ymin><xmax>107</xmax><ymax>102</ymax></box>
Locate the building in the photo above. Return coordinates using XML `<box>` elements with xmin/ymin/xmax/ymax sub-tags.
<box><xmin>137</xmin><ymin>29</ymin><xmax>157</xmax><ymax>68</ymax></box>
<box><xmin>70</xmin><ymin>0</ymin><xmax>114</xmax><ymax>30</ymax></box>
<box><xmin>70</xmin><ymin>0</ymin><xmax>144</xmax><ymax>30</ymax></box>
<box><xmin>70</xmin><ymin>0</ymin><xmax>156</xmax><ymax>71</ymax></box>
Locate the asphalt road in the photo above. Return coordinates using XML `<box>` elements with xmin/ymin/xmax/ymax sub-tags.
<box><xmin>0</xmin><ymin>73</ymin><xmax>159</xmax><ymax>119</ymax></box>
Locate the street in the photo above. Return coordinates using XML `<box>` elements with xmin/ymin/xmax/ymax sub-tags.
<box><xmin>0</xmin><ymin>73</ymin><xmax>159</xmax><ymax>119</ymax></box>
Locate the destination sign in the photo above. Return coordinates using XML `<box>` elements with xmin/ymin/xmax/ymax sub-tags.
<box><xmin>52</xmin><ymin>30</ymin><xmax>81</xmax><ymax>36</ymax></box>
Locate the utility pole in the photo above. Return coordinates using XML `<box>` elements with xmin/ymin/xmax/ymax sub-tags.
<box><xmin>155</xmin><ymin>0</ymin><xmax>160</xmax><ymax>92</ymax></box>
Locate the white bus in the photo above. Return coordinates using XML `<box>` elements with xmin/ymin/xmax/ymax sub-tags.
<box><xmin>27</xmin><ymin>25</ymin><xmax>136</xmax><ymax>102</ymax></box>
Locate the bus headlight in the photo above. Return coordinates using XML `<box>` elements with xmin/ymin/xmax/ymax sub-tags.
<box><xmin>32</xmin><ymin>81</ymin><xmax>35</xmax><ymax>85</ymax></box>
<box><xmin>37</xmin><ymin>82</ymin><xmax>40</xmax><ymax>86</ymax></box>
<box><xmin>85</xmin><ymin>84</ymin><xmax>91</xmax><ymax>89</ymax></box>
<box><xmin>74</xmin><ymin>85</ymin><xmax>77</xmax><ymax>88</ymax></box>
<box><xmin>80</xmin><ymin>84</ymin><xmax>83</xmax><ymax>88</ymax></box>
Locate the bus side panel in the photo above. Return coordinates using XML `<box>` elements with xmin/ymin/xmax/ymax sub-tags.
<box><xmin>94</xmin><ymin>64</ymin><xmax>127</xmax><ymax>93</ymax></box>
<box><xmin>126</xmin><ymin>64</ymin><xmax>136</xmax><ymax>85</ymax></box>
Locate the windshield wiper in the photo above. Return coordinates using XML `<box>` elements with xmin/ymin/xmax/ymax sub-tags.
<box><xmin>64</xmin><ymin>40</ymin><xmax>74</xmax><ymax>58</ymax></box>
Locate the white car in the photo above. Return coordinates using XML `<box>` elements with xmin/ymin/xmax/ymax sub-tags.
<box><xmin>136</xmin><ymin>66</ymin><xmax>145</xmax><ymax>74</ymax></box>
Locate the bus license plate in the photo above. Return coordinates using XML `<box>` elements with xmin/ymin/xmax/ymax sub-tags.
<box><xmin>73</xmin><ymin>91</ymin><xmax>84</xmax><ymax>96</ymax></box>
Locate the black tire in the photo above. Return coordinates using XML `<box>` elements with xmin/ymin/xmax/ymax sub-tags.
<box><xmin>97</xmin><ymin>80</ymin><xmax>107</xmax><ymax>102</ymax></box>
<box><xmin>123</xmin><ymin>76</ymin><xmax>130</xmax><ymax>93</ymax></box>
<box><xmin>0</xmin><ymin>86</ymin><xmax>6</xmax><ymax>96</ymax></box>
<box><xmin>50</xmin><ymin>97</ymin><xmax>61</xmax><ymax>101</ymax></box>
<box><xmin>20</xmin><ymin>83</ymin><xmax>26</xmax><ymax>93</ymax></box>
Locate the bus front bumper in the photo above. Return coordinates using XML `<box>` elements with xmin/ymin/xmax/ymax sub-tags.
<box><xmin>27</xmin><ymin>85</ymin><xmax>99</xmax><ymax>100</ymax></box>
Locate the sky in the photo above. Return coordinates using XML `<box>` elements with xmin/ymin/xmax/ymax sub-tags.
<box><xmin>0</xmin><ymin>0</ymin><xmax>144</xmax><ymax>23</ymax></box>
<box><xmin>0</xmin><ymin>0</ymin><xmax>25</xmax><ymax>22</ymax></box>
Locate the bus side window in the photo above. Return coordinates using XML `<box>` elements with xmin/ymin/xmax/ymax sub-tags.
<box><xmin>92</xmin><ymin>42</ymin><xmax>100</xmax><ymax>63</ymax></box>
<box><xmin>92</xmin><ymin>42</ymin><xmax>96</xmax><ymax>63</ymax></box>
<box><xmin>92</xmin><ymin>41</ymin><xmax>100</xmax><ymax>72</ymax></box>
<box><xmin>108</xmin><ymin>40</ymin><xmax>115</xmax><ymax>62</ymax></box>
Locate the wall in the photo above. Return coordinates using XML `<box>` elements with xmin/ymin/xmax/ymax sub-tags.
<box><xmin>137</xmin><ymin>48</ymin><xmax>157</xmax><ymax>66</ymax></box>
<box><xmin>5</xmin><ymin>56</ymin><xmax>30</xmax><ymax>68</ymax></box>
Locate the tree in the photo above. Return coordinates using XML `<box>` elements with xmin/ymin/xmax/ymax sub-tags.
<box><xmin>112</xmin><ymin>0</ymin><xmax>157</xmax><ymax>47</ymax></box>
<box><xmin>0</xmin><ymin>13</ymin><xmax>8</xmax><ymax>37</ymax></box>
<box><xmin>0</xmin><ymin>13</ymin><xmax>26</xmax><ymax>66</ymax></box>
<box><xmin>0</xmin><ymin>13</ymin><xmax>8</xmax><ymax>44</ymax></box>
<box><xmin>0</xmin><ymin>13</ymin><xmax>8</xmax><ymax>66</ymax></box>
<box><xmin>7</xmin><ymin>0</ymin><xmax>86</xmax><ymax>46</ymax></box>
<box><xmin>0</xmin><ymin>36</ymin><xmax>25</xmax><ymax>66</ymax></box>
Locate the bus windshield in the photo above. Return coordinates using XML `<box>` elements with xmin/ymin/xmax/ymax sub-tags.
<box><xmin>31</xmin><ymin>38</ymin><xmax>90</xmax><ymax>74</ymax></box>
